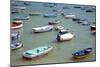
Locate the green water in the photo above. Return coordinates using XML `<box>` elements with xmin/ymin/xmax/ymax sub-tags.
<box><xmin>11</xmin><ymin>1</ymin><xmax>96</xmax><ymax>66</ymax></box>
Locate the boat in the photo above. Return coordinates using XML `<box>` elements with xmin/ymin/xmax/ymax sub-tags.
<box><xmin>57</xmin><ymin>32</ymin><xmax>75</xmax><ymax>41</ymax></box>
<box><xmin>90</xmin><ymin>25</ymin><xmax>96</xmax><ymax>34</ymax></box>
<box><xmin>11</xmin><ymin>20</ymin><xmax>23</xmax><ymax>29</ymax></box>
<box><xmin>32</xmin><ymin>25</ymin><xmax>53</xmax><ymax>33</ymax></box>
<box><xmin>72</xmin><ymin>48</ymin><xmax>92</xmax><ymax>59</ymax></box>
<box><xmin>13</xmin><ymin>16</ymin><xmax>30</xmax><ymax>20</ymax></box>
<box><xmin>11</xmin><ymin>32</ymin><xmax>20</xmax><ymax>40</ymax></box>
<box><xmin>43</xmin><ymin>13</ymin><xmax>57</xmax><ymax>17</ymax></box>
<box><xmin>64</xmin><ymin>14</ymin><xmax>76</xmax><ymax>19</ymax></box>
<box><xmin>72</xmin><ymin>18</ymin><xmax>80</xmax><ymax>21</ymax></box>
<box><xmin>54</xmin><ymin>25</ymin><xmax>64</xmax><ymax>30</ymax></box>
<box><xmin>48</xmin><ymin>20</ymin><xmax>61</xmax><ymax>25</ymax></box>
<box><xmin>29</xmin><ymin>12</ymin><xmax>41</xmax><ymax>16</ymax></box>
<box><xmin>74</xmin><ymin>6</ymin><xmax>81</xmax><ymax>8</ymax></box>
<box><xmin>86</xmin><ymin>9</ymin><xmax>93</xmax><ymax>12</ymax></box>
<box><xmin>59</xmin><ymin>29</ymin><xmax>69</xmax><ymax>34</ymax></box>
<box><xmin>13</xmin><ymin>6</ymin><xmax>26</xmax><ymax>10</ymax></box>
<box><xmin>22</xmin><ymin>46</ymin><xmax>53</xmax><ymax>59</ymax></box>
<box><xmin>11</xmin><ymin>42</ymin><xmax>23</xmax><ymax>50</ymax></box>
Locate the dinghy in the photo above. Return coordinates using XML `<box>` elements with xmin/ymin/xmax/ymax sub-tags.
<box><xmin>11</xmin><ymin>20</ymin><xmax>23</xmax><ymax>29</ymax></box>
<box><xmin>22</xmin><ymin>46</ymin><xmax>53</xmax><ymax>59</ymax></box>
<box><xmin>57</xmin><ymin>32</ymin><xmax>75</xmax><ymax>41</ymax></box>
<box><xmin>72</xmin><ymin>48</ymin><xmax>92</xmax><ymax>59</ymax></box>
<box><xmin>32</xmin><ymin>25</ymin><xmax>53</xmax><ymax>33</ymax></box>
<box><xmin>11</xmin><ymin>42</ymin><xmax>23</xmax><ymax>50</ymax></box>
<box><xmin>11</xmin><ymin>32</ymin><xmax>20</xmax><ymax>40</ymax></box>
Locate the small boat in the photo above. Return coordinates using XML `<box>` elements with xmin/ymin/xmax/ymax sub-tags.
<box><xmin>22</xmin><ymin>46</ymin><xmax>53</xmax><ymax>59</ymax></box>
<box><xmin>72</xmin><ymin>48</ymin><xmax>92</xmax><ymax>59</ymax></box>
<box><xmin>48</xmin><ymin>20</ymin><xmax>61</xmax><ymax>25</ymax></box>
<box><xmin>11</xmin><ymin>32</ymin><xmax>20</xmax><ymax>40</ymax></box>
<box><xmin>29</xmin><ymin>12</ymin><xmax>41</xmax><ymax>16</ymax></box>
<box><xmin>11</xmin><ymin>42</ymin><xmax>23</xmax><ymax>50</ymax></box>
<box><xmin>59</xmin><ymin>29</ymin><xmax>69</xmax><ymax>34</ymax></box>
<box><xmin>11</xmin><ymin>21</ymin><xmax>23</xmax><ymax>29</ymax></box>
<box><xmin>57</xmin><ymin>32</ymin><xmax>75</xmax><ymax>41</ymax></box>
<box><xmin>13</xmin><ymin>6</ymin><xmax>26</xmax><ymax>10</ymax></box>
<box><xmin>43</xmin><ymin>13</ymin><xmax>57</xmax><ymax>17</ymax></box>
<box><xmin>32</xmin><ymin>25</ymin><xmax>53</xmax><ymax>33</ymax></box>
<box><xmin>74</xmin><ymin>6</ymin><xmax>81</xmax><ymax>8</ymax></box>
<box><xmin>54</xmin><ymin>25</ymin><xmax>64</xmax><ymax>30</ymax></box>
<box><xmin>13</xmin><ymin>16</ymin><xmax>30</xmax><ymax>20</ymax></box>
<box><xmin>90</xmin><ymin>25</ymin><xmax>96</xmax><ymax>34</ymax></box>
<box><xmin>72</xmin><ymin>18</ymin><xmax>80</xmax><ymax>21</ymax></box>
<box><xmin>86</xmin><ymin>10</ymin><xmax>93</xmax><ymax>12</ymax></box>
<box><xmin>62</xmin><ymin>7</ymin><xmax>70</xmax><ymax>9</ymax></box>
<box><xmin>64</xmin><ymin>14</ymin><xmax>76</xmax><ymax>19</ymax></box>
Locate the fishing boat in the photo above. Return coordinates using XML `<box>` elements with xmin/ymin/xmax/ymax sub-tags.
<box><xmin>59</xmin><ymin>29</ymin><xmax>69</xmax><ymax>34</ymax></box>
<box><xmin>48</xmin><ymin>20</ymin><xmax>61</xmax><ymax>25</ymax></box>
<box><xmin>72</xmin><ymin>48</ymin><xmax>92</xmax><ymax>59</ymax></box>
<box><xmin>11</xmin><ymin>32</ymin><xmax>20</xmax><ymax>40</ymax></box>
<box><xmin>11</xmin><ymin>20</ymin><xmax>23</xmax><ymax>29</ymax></box>
<box><xmin>43</xmin><ymin>13</ymin><xmax>57</xmax><ymax>17</ymax></box>
<box><xmin>86</xmin><ymin>9</ymin><xmax>93</xmax><ymax>12</ymax></box>
<box><xmin>29</xmin><ymin>12</ymin><xmax>41</xmax><ymax>16</ymax></box>
<box><xmin>90</xmin><ymin>25</ymin><xmax>96</xmax><ymax>34</ymax></box>
<box><xmin>22</xmin><ymin>46</ymin><xmax>53</xmax><ymax>59</ymax></box>
<box><xmin>57</xmin><ymin>32</ymin><xmax>75</xmax><ymax>41</ymax></box>
<box><xmin>11</xmin><ymin>42</ymin><xmax>23</xmax><ymax>50</ymax></box>
<box><xmin>81</xmin><ymin>20</ymin><xmax>89</xmax><ymax>25</ymax></box>
<box><xmin>64</xmin><ymin>14</ymin><xmax>76</xmax><ymax>19</ymax></box>
<box><xmin>74</xmin><ymin>6</ymin><xmax>81</xmax><ymax>8</ymax></box>
<box><xmin>13</xmin><ymin>16</ymin><xmax>30</xmax><ymax>20</ymax></box>
<box><xmin>32</xmin><ymin>25</ymin><xmax>53</xmax><ymax>33</ymax></box>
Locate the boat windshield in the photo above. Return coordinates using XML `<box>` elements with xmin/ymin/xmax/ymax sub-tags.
<box><xmin>26</xmin><ymin>52</ymin><xmax>32</xmax><ymax>55</ymax></box>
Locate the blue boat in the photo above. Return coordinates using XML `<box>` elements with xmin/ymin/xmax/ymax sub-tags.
<box><xmin>72</xmin><ymin>48</ymin><xmax>92</xmax><ymax>59</ymax></box>
<box><xmin>43</xmin><ymin>13</ymin><xmax>57</xmax><ymax>17</ymax></box>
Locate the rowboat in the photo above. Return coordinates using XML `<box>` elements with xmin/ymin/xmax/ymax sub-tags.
<box><xmin>11</xmin><ymin>42</ymin><xmax>23</xmax><ymax>50</ymax></box>
<box><xmin>32</xmin><ymin>25</ymin><xmax>53</xmax><ymax>33</ymax></box>
<box><xmin>11</xmin><ymin>32</ymin><xmax>20</xmax><ymax>40</ymax></box>
<box><xmin>57</xmin><ymin>32</ymin><xmax>75</xmax><ymax>41</ymax></box>
<box><xmin>22</xmin><ymin>46</ymin><xmax>53</xmax><ymax>59</ymax></box>
<box><xmin>72</xmin><ymin>48</ymin><xmax>92</xmax><ymax>59</ymax></box>
<box><xmin>11</xmin><ymin>20</ymin><xmax>23</xmax><ymax>29</ymax></box>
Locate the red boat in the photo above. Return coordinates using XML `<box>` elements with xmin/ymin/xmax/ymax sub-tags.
<box><xmin>11</xmin><ymin>21</ymin><xmax>23</xmax><ymax>29</ymax></box>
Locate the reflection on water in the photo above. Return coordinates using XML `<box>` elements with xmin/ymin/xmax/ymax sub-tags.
<box><xmin>11</xmin><ymin>1</ymin><xmax>96</xmax><ymax>66</ymax></box>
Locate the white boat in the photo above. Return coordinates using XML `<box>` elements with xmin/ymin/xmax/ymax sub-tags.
<box><xmin>54</xmin><ymin>25</ymin><xmax>64</xmax><ymax>30</ymax></box>
<box><xmin>57</xmin><ymin>32</ymin><xmax>75</xmax><ymax>41</ymax></box>
<box><xmin>32</xmin><ymin>25</ymin><xmax>53</xmax><ymax>33</ymax></box>
<box><xmin>11</xmin><ymin>20</ymin><xmax>23</xmax><ymax>29</ymax></box>
<box><xmin>11</xmin><ymin>42</ymin><xmax>23</xmax><ymax>50</ymax></box>
<box><xmin>22</xmin><ymin>46</ymin><xmax>53</xmax><ymax>59</ymax></box>
<box><xmin>64</xmin><ymin>14</ymin><xmax>76</xmax><ymax>19</ymax></box>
